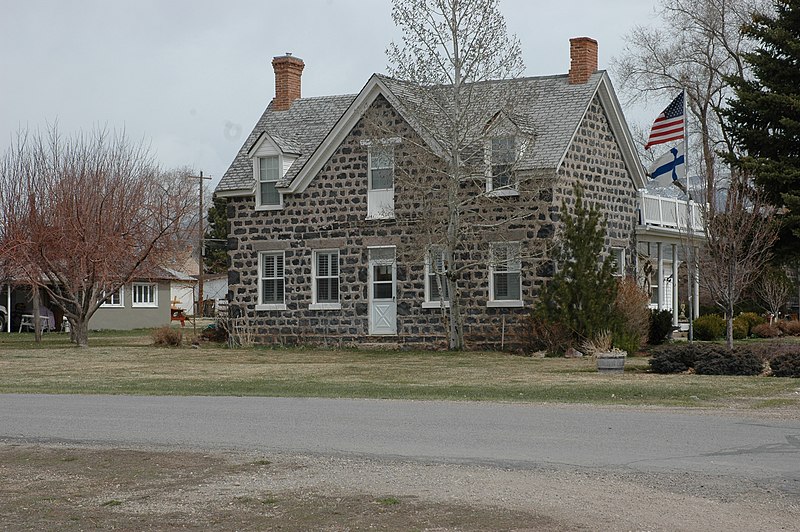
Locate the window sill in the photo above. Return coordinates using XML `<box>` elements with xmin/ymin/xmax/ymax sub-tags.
<box><xmin>422</xmin><ymin>301</ymin><xmax>450</xmax><ymax>309</ymax></box>
<box><xmin>487</xmin><ymin>188</ymin><xmax>519</xmax><ymax>197</ymax></box>
<box><xmin>131</xmin><ymin>303</ymin><xmax>158</xmax><ymax>308</ymax></box>
<box><xmin>487</xmin><ymin>300</ymin><xmax>524</xmax><ymax>308</ymax></box>
<box><xmin>255</xmin><ymin>304</ymin><xmax>287</xmax><ymax>311</ymax></box>
<box><xmin>255</xmin><ymin>204</ymin><xmax>283</xmax><ymax>211</ymax></box>
<box><xmin>309</xmin><ymin>303</ymin><xmax>341</xmax><ymax>311</ymax></box>
<box><xmin>100</xmin><ymin>305</ymin><xmax>124</xmax><ymax>309</ymax></box>
<box><xmin>365</xmin><ymin>214</ymin><xmax>395</xmax><ymax>221</ymax></box>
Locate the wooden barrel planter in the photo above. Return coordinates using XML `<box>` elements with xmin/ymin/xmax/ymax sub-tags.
<box><xmin>596</xmin><ymin>352</ymin><xmax>626</xmax><ymax>373</ymax></box>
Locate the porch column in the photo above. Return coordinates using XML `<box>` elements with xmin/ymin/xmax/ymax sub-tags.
<box><xmin>672</xmin><ymin>243</ymin><xmax>679</xmax><ymax>327</ymax></box>
<box><xmin>656</xmin><ymin>242</ymin><xmax>664</xmax><ymax>311</ymax></box>
<box><xmin>693</xmin><ymin>246</ymin><xmax>700</xmax><ymax>318</ymax></box>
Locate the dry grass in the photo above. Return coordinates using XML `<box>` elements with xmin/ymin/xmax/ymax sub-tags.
<box><xmin>0</xmin><ymin>331</ymin><xmax>798</xmax><ymax>408</ymax></box>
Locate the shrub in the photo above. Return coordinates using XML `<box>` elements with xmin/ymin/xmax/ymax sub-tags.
<box><xmin>152</xmin><ymin>326</ymin><xmax>182</xmax><ymax>347</ymax></box>
<box><xmin>770</xmin><ymin>351</ymin><xmax>800</xmax><ymax>377</ymax></box>
<box><xmin>692</xmin><ymin>314</ymin><xmax>725</xmax><ymax>341</ymax></box>
<box><xmin>777</xmin><ymin>320</ymin><xmax>800</xmax><ymax>336</ymax></box>
<box><xmin>694</xmin><ymin>348</ymin><xmax>762</xmax><ymax>376</ymax></box>
<box><xmin>613</xmin><ymin>277</ymin><xmax>650</xmax><ymax>354</ymax></box>
<box><xmin>517</xmin><ymin>315</ymin><xmax>573</xmax><ymax>356</ymax></box>
<box><xmin>201</xmin><ymin>323</ymin><xmax>228</xmax><ymax>343</ymax></box>
<box><xmin>732</xmin><ymin>316</ymin><xmax>749</xmax><ymax>340</ymax></box>
<box><xmin>737</xmin><ymin>312</ymin><xmax>766</xmax><ymax>336</ymax></box>
<box><xmin>648</xmin><ymin>344</ymin><xmax>703</xmax><ymax>373</ymax></box>
<box><xmin>752</xmin><ymin>323</ymin><xmax>782</xmax><ymax>338</ymax></box>
<box><xmin>648</xmin><ymin>309</ymin><xmax>673</xmax><ymax>345</ymax></box>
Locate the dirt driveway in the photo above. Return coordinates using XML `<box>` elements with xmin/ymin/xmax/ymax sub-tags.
<box><xmin>2</xmin><ymin>441</ymin><xmax>798</xmax><ymax>531</ymax></box>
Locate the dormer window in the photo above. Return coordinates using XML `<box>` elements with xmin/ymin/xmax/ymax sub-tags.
<box><xmin>258</xmin><ymin>155</ymin><xmax>281</xmax><ymax>208</ymax></box>
<box><xmin>487</xmin><ymin>136</ymin><xmax>518</xmax><ymax>195</ymax></box>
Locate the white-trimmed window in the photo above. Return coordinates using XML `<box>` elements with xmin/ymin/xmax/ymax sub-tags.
<box><xmin>367</xmin><ymin>145</ymin><xmax>395</xmax><ymax>219</ymax></box>
<box><xmin>611</xmin><ymin>248</ymin><xmax>625</xmax><ymax>277</ymax></box>
<box><xmin>423</xmin><ymin>247</ymin><xmax>450</xmax><ymax>308</ymax></box>
<box><xmin>489</xmin><ymin>242</ymin><xmax>523</xmax><ymax>307</ymax></box>
<box><xmin>131</xmin><ymin>283</ymin><xmax>158</xmax><ymax>308</ymax></box>
<box><xmin>100</xmin><ymin>288</ymin><xmax>124</xmax><ymax>308</ymax></box>
<box><xmin>487</xmin><ymin>136</ymin><xmax>517</xmax><ymax>194</ymax></box>
<box><xmin>258</xmin><ymin>155</ymin><xmax>281</xmax><ymax>208</ymax></box>
<box><xmin>311</xmin><ymin>250</ymin><xmax>340</xmax><ymax>309</ymax></box>
<box><xmin>258</xmin><ymin>251</ymin><xmax>285</xmax><ymax>309</ymax></box>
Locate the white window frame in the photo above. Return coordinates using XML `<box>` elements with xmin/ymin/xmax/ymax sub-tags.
<box><xmin>256</xmin><ymin>155</ymin><xmax>283</xmax><ymax>210</ymax></box>
<box><xmin>488</xmin><ymin>242</ymin><xmax>523</xmax><ymax>307</ymax></box>
<box><xmin>611</xmin><ymin>247</ymin><xmax>625</xmax><ymax>277</ymax></box>
<box><xmin>100</xmin><ymin>287</ymin><xmax>124</xmax><ymax>308</ymax></box>
<box><xmin>486</xmin><ymin>135</ymin><xmax>519</xmax><ymax>196</ymax></box>
<box><xmin>366</xmin><ymin>144</ymin><xmax>395</xmax><ymax>219</ymax></box>
<box><xmin>257</xmin><ymin>251</ymin><xmax>287</xmax><ymax>311</ymax></box>
<box><xmin>131</xmin><ymin>283</ymin><xmax>158</xmax><ymax>308</ymax></box>
<box><xmin>422</xmin><ymin>246</ymin><xmax>450</xmax><ymax>309</ymax></box>
<box><xmin>310</xmin><ymin>249</ymin><xmax>341</xmax><ymax>310</ymax></box>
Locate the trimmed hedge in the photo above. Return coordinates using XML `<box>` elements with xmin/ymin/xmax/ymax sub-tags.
<box><xmin>649</xmin><ymin>343</ymin><xmax>761</xmax><ymax>376</ymax></box>
<box><xmin>770</xmin><ymin>352</ymin><xmax>800</xmax><ymax>377</ymax></box>
<box><xmin>752</xmin><ymin>323</ymin><xmax>782</xmax><ymax>338</ymax></box>
<box><xmin>693</xmin><ymin>314</ymin><xmax>725</xmax><ymax>341</ymax></box>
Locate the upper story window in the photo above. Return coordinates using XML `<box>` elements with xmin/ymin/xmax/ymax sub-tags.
<box><xmin>258</xmin><ymin>156</ymin><xmax>281</xmax><ymax>208</ymax></box>
<box><xmin>100</xmin><ymin>287</ymin><xmax>123</xmax><ymax>308</ymax></box>
<box><xmin>424</xmin><ymin>246</ymin><xmax>450</xmax><ymax>307</ymax></box>
<box><xmin>367</xmin><ymin>145</ymin><xmax>395</xmax><ymax>219</ymax></box>
<box><xmin>487</xmin><ymin>136</ymin><xmax>518</xmax><ymax>194</ymax></box>
<box><xmin>258</xmin><ymin>251</ymin><xmax>286</xmax><ymax>310</ymax></box>
<box><xmin>132</xmin><ymin>283</ymin><xmax>158</xmax><ymax>308</ymax></box>
<box><xmin>312</xmin><ymin>250</ymin><xmax>340</xmax><ymax>309</ymax></box>
<box><xmin>489</xmin><ymin>242</ymin><xmax>523</xmax><ymax>307</ymax></box>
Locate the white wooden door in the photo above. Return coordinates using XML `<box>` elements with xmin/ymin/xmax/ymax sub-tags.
<box><xmin>368</xmin><ymin>247</ymin><xmax>397</xmax><ymax>335</ymax></box>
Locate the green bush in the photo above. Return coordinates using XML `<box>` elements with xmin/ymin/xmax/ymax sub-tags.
<box><xmin>648</xmin><ymin>344</ymin><xmax>709</xmax><ymax>373</ymax></box>
<box><xmin>614</xmin><ymin>329</ymin><xmax>642</xmax><ymax>356</ymax></box>
<box><xmin>692</xmin><ymin>314</ymin><xmax>725</xmax><ymax>341</ymax></box>
<box><xmin>648</xmin><ymin>309</ymin><xmax>673</xmax><ymax>345</ymax></box>
<box><xmin>737</xmin><ymin>312</ymin><xmax>766</xmax><ymax>336</ymax></box>
<box><xmin>694</xmin><ymin>349</ymin><xmax>762</xmax><ymax>376</ymax></box>
<box><xmin>770</xmin><ymin>351</ymin><xmax>800</xmax><ymax>378</ymax></box>
<box><xmin>732</xmin><ymin>316</ymin><xmax>749</xmax><ymax>340</ymax></box>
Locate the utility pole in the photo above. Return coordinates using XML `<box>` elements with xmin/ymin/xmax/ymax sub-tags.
<box><xmin>189</xmin><ymin>171</ymin><xmax>212</xmax><ymax>319</ymax></box>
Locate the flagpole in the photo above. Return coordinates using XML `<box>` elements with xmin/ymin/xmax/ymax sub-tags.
<box><xmin>684</xmin><ymin>87</ymin><xmax>695</xmax><ymax>343</ymax></box>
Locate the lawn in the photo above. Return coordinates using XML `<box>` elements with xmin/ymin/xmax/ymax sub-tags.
<box><xmin>0</xmin><ymin>331</ymin><xmax>798</xmax><ymax>409</ymax></box>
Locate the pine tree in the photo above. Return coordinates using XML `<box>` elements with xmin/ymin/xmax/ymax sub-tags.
<box><xmin>204</xmin><ymin>196</ymin><xmax>228</xmax><ymax>274</ymax></box>
<box><xmin>535</xmin><ymin>186</ymin><xmax>618</xmax><ymax>343</ymax></box>
<box><xmin>724</xmin><ymin>0</ymin><xmax>800</xmax><ymax>258</ymax></box>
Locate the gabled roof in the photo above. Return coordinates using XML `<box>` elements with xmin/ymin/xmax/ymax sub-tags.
<box><xmin>216</xmin><ymin>70</ymin><xmax>646</xmax><ymax>195</ymax></box>
<box><xmin>216</xmin><ymin>94</ymin><xmax>356</xmax><ymax>193</ymax></box>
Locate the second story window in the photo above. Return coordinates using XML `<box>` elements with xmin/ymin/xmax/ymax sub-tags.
<box><xmin>367</xmin><ymin>145</ymin><xmax>395</xmax><ymax>219</ymax></box>
<box><xmin>258</xmin><ymin>155</ymin><xmax>281</xmax><ymax>208</ymax></box>
<box><xmin>488</xmin><ymin>136</ymin><xmax>517</xmax><ymax>193</ymax></box>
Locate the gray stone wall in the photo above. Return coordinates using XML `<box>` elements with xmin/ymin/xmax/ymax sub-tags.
<box><xmin>227</xmin><ymin>94</ymin><xmax>638</xmax><ymax>349</ymax></box>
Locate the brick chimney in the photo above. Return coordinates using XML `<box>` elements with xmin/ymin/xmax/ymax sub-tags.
<box><xmin>568</xmin><ymin>37</ymin><xmax>598</xmax><ymax>85</ymax></box>
<box><xmin>272</xmin><ymin>53</ymin><xmax>305</xmax><ymax>111</ymax></box>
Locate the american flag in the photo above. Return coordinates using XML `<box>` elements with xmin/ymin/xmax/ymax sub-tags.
<box><xmin>644</xmin><ymin>92</ymin><xmax>685</xmax><ymax>149</ymax></box>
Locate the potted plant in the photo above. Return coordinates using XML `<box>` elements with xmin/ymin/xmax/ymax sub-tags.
<box><xmin>581</xmin><ymin>330</ymin><xmax>626</xmax><ymax>373</ymax></box>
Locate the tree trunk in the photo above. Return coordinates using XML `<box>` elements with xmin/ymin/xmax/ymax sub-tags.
<box><xmin>32</xmin><ymin>286</ymin><xmax>42</xmax><ymax>343</ymax></box>
<box><xmin>726</xmin><ymin>304</ymin><xmax>734</xmax><ymax>351</ymax></box>
<box><xmin>72</xmin><ymin>319</ymin><xmax>89</xmax><ymax>348</ymax></box>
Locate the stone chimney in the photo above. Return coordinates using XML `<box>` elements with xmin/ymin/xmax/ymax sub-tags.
<box><xmin>568</xmin><ymin>37</ymin><xmax>598</xmax><ymax>85</ymax></box>
<box><xmin>272</xmin><ymin>53</ymin><xmax>305</xmax><ymax>111</ymax></box>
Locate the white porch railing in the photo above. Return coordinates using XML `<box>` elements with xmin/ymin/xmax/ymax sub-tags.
<box><xmin>639</xmin><ymin>191</ymin><xmax>704</xmax><ymax>232</ymax></box>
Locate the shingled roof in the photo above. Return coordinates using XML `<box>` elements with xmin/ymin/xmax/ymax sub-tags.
<box><xmin>216</xmin><ymin>71</ymin><xmax>610</xmax><ymax>194</ymax></box>
<box><xmin>217</xmin><ymin>94</ymin><xmax>356</xmax><ymax>193</ymax></box>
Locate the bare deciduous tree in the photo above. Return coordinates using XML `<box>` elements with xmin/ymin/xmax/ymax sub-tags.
<box><xmin>755</xmin><ymin>267</ymin><xmax>792</xmax><ymax>324</ymax></box>
<box><xmin>612</xmin><ymin>0</ymin><xmax>768</xmax><ymax>200</ymax></box>
<box><xmin>0</xmin><ymin>127</ymin><xmax>197</xmax><ymax>347</ymax></box>
<box><xmin>699</xmin><ymin>174</ymin><xmax>778</xmax><ymax>348</ymax></box>
<box><xmin>384</xmin><ymin>0</ymin><xmax>543</xmax><ymax>350</ymax></box>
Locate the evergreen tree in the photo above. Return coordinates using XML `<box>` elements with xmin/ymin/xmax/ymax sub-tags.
<box><xmin>535</xmin><ymin>186</ymin><xmax>618</xmax><ymax>343</ymax></box>
<box><xmin>724</xmin><ymin>0</ymin><xmax>800</xmax><ymax>258</ymax></box>
<box><xmin>204</xmin><ymin>196</ymin><xmax>228</xmax><ymax>274</ymax></box>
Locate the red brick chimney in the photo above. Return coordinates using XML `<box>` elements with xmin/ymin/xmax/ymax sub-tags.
<box><xmin>272</xmin><ymin>53</ymin><xmax>304</xmax><ymax>111</ymax></box>
<box><xmin>568</xmin><ymin>37</ymin><xmax>598</xmax><ymax>85</ymax></box>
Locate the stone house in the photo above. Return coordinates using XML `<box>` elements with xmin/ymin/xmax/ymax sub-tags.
<box><xmin>216</xmin><ymin>38</ymin><xmax>693</xmax><ymax>348</ymax></box>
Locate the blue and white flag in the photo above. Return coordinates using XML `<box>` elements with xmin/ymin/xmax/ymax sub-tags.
<box><xmin>647</xmin><ymin>146</ymin><xmax>685</xmax><ymax>186</ymax></box>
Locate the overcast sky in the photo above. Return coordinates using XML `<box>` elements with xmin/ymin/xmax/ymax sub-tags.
<box><xmin>0</xmin><ymin>0</ymin><xmax>662</xmax><ymax>189</ymax></box>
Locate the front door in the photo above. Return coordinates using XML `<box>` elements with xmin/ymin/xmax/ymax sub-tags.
<box><xmin>368</xmin><ymin>247</ymin><xmax>397</xmax><ymax>335</ymax></box>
